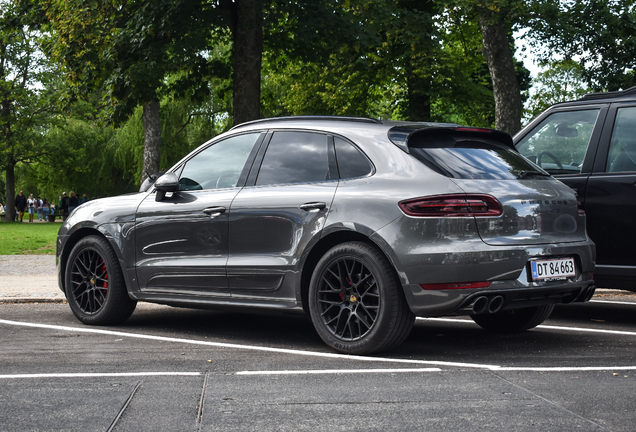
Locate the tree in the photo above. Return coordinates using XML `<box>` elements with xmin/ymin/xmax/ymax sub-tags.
<box><xmin>42</xmin><ymin>0</ymin><xmax>222</xmax><ymax>184</ymax></box>
<box><xmin>525</xmin><ymin>60</ymin><xmax>588</xmax><ymax>119</ymax></box>
<box><xmin>528</xmin><ymin>0</ymin><xmax>636</xmax><ymax>92</ymax></box>
<box><xmin>476</xmin><ymin>1</ymin><xmax>526</xmax><ymax>134</ymax></box>
<box><xmin>0</xmin><ymin>4</ymin><xmax>58</xmax><ymax>221</ymax></box>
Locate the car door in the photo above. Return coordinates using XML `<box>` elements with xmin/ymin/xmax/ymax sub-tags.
<box><xmin>227</xmin><ymin>130</ymin><xmax>338</xmax><ymax>303</ymax></box>
<box><xmin>584</xmin><ymin>104</ymin><xmax>636</xmax><ymax>285</ymax></box>
<box><xmin>134</xmin><ymin>132</ymin><xmax>264</xmax><ymax>296</ymax></box>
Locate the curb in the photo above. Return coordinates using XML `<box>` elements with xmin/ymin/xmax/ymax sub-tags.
<box><xmin>0</xmin><ymin>297</ymin><xmax>67</xmax><ymax>304</ymax></box>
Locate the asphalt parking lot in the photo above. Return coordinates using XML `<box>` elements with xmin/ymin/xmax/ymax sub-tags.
<box><xmin>1</xmin><ymin>294</ymin><xmax>635</xmax><ymax>432</ymax></box>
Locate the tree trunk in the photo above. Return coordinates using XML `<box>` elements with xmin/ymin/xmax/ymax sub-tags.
<box><xmin>4</xmin><ymin>160</ymin><xmax>15</xmax><ymax>222</ymax></box>
<box><xmin>231</xmin><ymin>0</ymin><xmax>263</xmax><ymax>126</ymax></box>
<box><xmin>479</xmin><ymin>11</ymin><xmax>522</xmax><ymax>135</ymax></box>
<box><xmin>405</xmin><ymin>68</ymin><xmax>432</xmax><ymax>122</ymax></box>
<box><xmin>141</xmin><ymin>98</ymin><xmax>161</xmax><ymax>185</ymax></box>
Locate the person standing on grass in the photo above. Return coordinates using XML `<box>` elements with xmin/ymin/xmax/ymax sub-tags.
<box><xmin>26</xmin><ymin>193</ymin><xmax>36</xmax><ymax>223</ymax></box>
<box><xmin>15</xmin><ymin>190</ymin><xmax>27</xmax><ymax>222</ymax></box>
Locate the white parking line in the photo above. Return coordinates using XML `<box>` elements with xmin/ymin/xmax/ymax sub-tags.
<box><xmin>2</xmin><ymin>318</ymin><xmax>636</xmax><ymax>374</ymax></box>
<box><xmin>0</xmin><ymin>319</ymin><xmax>501</xmax><ymax>370</ymax></box>
<box><xmin>590</xmin><ymin>300</ymin><xmax>636</xmax><ymax>306</ymax></box>
<box><xmin>236</xmin><ymin>368</ymin><xmax>442</xmax><ymax>375</ymax></box>
<box><xmin>0</xmin><ymin>372</ymin><xmax>201</xmax><ymax>379</ymax></box>
<box><xmin>420</xmin><ymin>317</ymin><xmax>636</xmax><ymax>337</ymax></box>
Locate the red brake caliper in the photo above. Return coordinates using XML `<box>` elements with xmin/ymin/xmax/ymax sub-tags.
<box><xmin>100</xmin><ymin>260</ymin><xmax>108</xmax><ymax>290</ymax></box>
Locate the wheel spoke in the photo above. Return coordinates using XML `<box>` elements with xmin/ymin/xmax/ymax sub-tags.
<box><xmin>317</xmin><ymin>256</ymin><xmax>380</xmax><ymax>342</ymax></box>
<box><xmin>69</xmin><ymin>248</ymin><xmax>109</xmax><ymax>315</ymax></box>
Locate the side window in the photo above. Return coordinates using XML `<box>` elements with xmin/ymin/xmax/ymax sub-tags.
<box><xmin>334</xmin><ymin>137</ymin><xmax>373</xmax><ymax>179</ymax></box>
<box><xmin>516</xmin><ymin>109</ymin><xmax>600</xmax><ymax>174</ymax></box>
<box><xmin>606</xmin><ymin>107</ymin><xmax>636</xmax><ymax>173</ymax></box>
<box><xmin>256</xmin><ymin>131</ymin><xmax>332</xmax><ymax>186</ymax></box>
<box><xmin>179</xmin><ymin>133</ymin><xmax>261</xmax><ymax>191</ymax></box>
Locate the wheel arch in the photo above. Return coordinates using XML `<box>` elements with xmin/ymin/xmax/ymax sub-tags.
<box><xmin>299</xmin><ymin>229</ymin><xmax>401</xmax><ymax>315</ymax></box>
<box><xmin>59</xmin><ymin>226</ymin><xmax>124</xmax><ymax>294</ymax></box>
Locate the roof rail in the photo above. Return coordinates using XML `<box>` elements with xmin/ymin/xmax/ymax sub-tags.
<box><xmin>580</xmin><ymin>86</ymin><xmax>636</xmax><ymax>101</ymax></box>
<box><xmin>230</xmin><ymin>116</ymin><xmax>382</xmax><ymax>130</ymax></box>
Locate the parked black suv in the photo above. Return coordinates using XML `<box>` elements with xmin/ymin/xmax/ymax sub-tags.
<box><xmin>515</xmin><ymin>86</ymin><xmax>636</xmax><ymax>291</ymax></box>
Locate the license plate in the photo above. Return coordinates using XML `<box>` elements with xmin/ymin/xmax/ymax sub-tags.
<box><xmin>530</xmin><ymin>258</ymin><xmax>576</xmax><ymax>281</ymax></box>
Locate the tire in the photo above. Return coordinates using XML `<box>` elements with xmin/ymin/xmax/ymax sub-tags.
<box><xmin>65</xmin><ymin>235</ymin><xmax>137</xmax><ymax>325</ymax></box>
<box><xmin>470</xmin><ymin>304</ymin><xmax>555</xmax><ymax>333</ymax></box>
<box><xmin>308</xmin><ymin>241</ymin><xmax>414</xmax><ymax>355</ymax></box>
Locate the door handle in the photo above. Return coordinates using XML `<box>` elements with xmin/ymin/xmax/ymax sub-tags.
<box><xmin>203</xmin><ymin>206</ymin><xmax>226</xmax><ymax>217</ymax></box>
<box><xmin>299</xmin><ymin>202</ymin><xmax>327</xmax><ymax>211</ymax></box>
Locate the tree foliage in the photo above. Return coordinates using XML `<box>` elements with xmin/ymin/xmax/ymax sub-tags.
<box><xmin>528</xmin><ymin>0</ymin><xmax>636</xmax><ymax>91</ymax></box>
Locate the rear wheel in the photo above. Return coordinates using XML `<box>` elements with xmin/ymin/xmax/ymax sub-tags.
<box><xmin>65</xmin><ymin>236</ymin><xmax>136</xmax><ymax>325</ymax></box>
<box><xmin>470</xmin><ymin>304</ymin><xmax>555</xmax><ymax>333</ymax></box>
<box><xmin>308</xmin><ymin>242</ymin><xmax>414</xmax><ymax>355</ymax></box>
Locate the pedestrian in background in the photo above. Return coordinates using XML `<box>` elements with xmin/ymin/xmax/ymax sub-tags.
<box><xmin>42</xmin><ymin>199</ymin><xmax>50</xmax><ymax>221</ymax></box>
<box><xmin>61</xmin><ymin>192</ymin><xmax>69</xmax><ymax>220</ymax></box>
<box><xmin>81</xmin><ymin>194</ymin><xmax>88</xmax><ymax>204</ymax></box>
<box><xmin>15</xmin><ymin>190</ymin><xmax>27</xmax><ymax>222</ymax></box>
<box><xmin>68</xmin><ymin>191</ymin><xmax>79</xmax><ymax>215</ymax></box>
<box><xmin>26</xmin><ymin>193</ymin><xmax>36</xmax><ymax>223</ymax></box>
<box><xmin>36</xmin><ymin>196</ymin><xmax>43</xmax><ymax>221</ymax></box>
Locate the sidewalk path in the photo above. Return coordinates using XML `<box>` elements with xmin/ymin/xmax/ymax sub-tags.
<box><xmin>1</xmin><ymin>255</ymin><xmax>634</xmax><ymax>304</ymax></box>
<box><xmin>0</xmin><ymin>255</ymin><xmax>64</xmax><ymax>302</ymax></box>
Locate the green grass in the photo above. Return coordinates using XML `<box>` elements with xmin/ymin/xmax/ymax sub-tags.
<box><xmin>0</xmin><ymin>221</ymin><xmax>60</xmax><ymax>255</ymax></box>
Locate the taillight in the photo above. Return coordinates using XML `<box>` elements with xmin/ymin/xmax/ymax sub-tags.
<box><xmin>399</xmin><ymin>194</ymin><xmax>503</xmax><ymax>217</ymax></box>
<box><xmin>420</xmin><ymin>281</ymin><xmax>492</xmax><ymax>290</ymax></box>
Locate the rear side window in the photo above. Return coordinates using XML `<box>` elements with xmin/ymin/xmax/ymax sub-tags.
<box><xmin>256</xmin><ymin>131</ymin><xmax>333</xmax><ymax>186</ymax></box>
<box><xmin>606</xmin><ymin>107</ymin><xmax>636</xmax><ymax>172</ymax></box>
<box><xmin>334</xmin><ymin>137</ymin><xmax>373</xmax><ymax>179</ymax></box>
<box><xmin>408</xmin><ymin>132</ymin><xmax>548</xmax><ymax>180</ymax></box>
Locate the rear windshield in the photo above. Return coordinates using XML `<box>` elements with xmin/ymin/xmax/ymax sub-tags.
<box><xmin>409</xmin><ymin>136</ymin><xmax>549</xmax><ymax>180</ymax></box>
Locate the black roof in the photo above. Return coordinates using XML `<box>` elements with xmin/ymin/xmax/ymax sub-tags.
<box><xmin>579</xmin><ymin>86</ymin><xmax>636</xmax><ymax>101</ymax></box>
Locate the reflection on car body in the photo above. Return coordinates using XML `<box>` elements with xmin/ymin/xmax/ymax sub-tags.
<box><xmin>57</xmin><ymin>116</ymin><xmax>596</xmax><ymax>354</ymax></box>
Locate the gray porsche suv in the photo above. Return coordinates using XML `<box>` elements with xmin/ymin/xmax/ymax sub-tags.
<box><xmin>57</xmin><ymin>116</ymin><xmax>596</xmax><ymax>354</ymax></box>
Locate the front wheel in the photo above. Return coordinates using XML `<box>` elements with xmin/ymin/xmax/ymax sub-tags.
<box><xmin>470</xmin><ymin>304</ymin><xmax>555</xmax><ymax>333</ymax></box>
<box><xmin>308</xmin><ymin>242</ymin><xmax>414</xmax><ymax>355</ymax></box>
<box><xmin>65</xmin><ymin>235</ymin><xmax>137</xmax><ymax>325</ymax></box>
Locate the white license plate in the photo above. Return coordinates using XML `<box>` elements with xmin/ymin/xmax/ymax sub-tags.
<box><xmin>530</xmin><ymin>258</ymin><xmax>576</xmax><ymax>281</ymax></box>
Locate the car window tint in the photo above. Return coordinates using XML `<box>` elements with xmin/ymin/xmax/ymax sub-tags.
<box><xmin>256</xmin><ymin>132</ymin><xmax>331</xmax><ymax>186</ymax></box>
<box><xmin>410</xmin><ymin>140</ymin><xmax>546</xmax><ymax>180</ymax></box>
<box><xmin>179</xmin><ymin>133</ymin><xmax>260</xmax><ymax>191</ymax></box>
<box><xmin>606</xmin><ymin>107</ymin><xmax>636</xmax><ymax>173</ymax></box>
<box><xmin>516</xmin><ymin>109</ymin><xmax>600</xmax><ymax>175</ymax></box>
<box><xmin>334</xmin><ymin>137</ymin><xmax>373</xmax><ymax>179</ymax></box>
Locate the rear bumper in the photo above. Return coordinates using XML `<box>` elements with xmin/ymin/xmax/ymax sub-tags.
<box><xmin>403</xmin><ymin>277</ymin><xmax>595</xmax><ymax>317</ymax></box>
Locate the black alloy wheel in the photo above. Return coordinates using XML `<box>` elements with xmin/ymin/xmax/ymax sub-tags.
<box><xmin>309</xmin><ymin>242</ymin><xmax>414</xmax><ymax>355</ymax></box>
<box><xmin>65</xmin><ymin>236</ymin><xmax>136</xmax><ymax>325</ymax></box>
<box><xmin>317</xmin><ymin>255</ymin><xmax>380</xmax><ymax>341</ymax></box>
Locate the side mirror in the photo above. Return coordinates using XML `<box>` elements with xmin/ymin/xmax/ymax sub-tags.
<box><xmin>154</xmin><ymin>172</ymin><xmax>179</xmax><ymax>202</ymax></box>
<box><xmin>139</xmin><ymin>170</ymin><xmax>166</xmax><ymax>192</ymax></box>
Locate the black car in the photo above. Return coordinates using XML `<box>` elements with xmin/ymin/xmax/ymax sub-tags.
<box><xmin>515</xmin><ymin>86</ymin><xmax>636</xmax><ymax>291</ymax></box>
